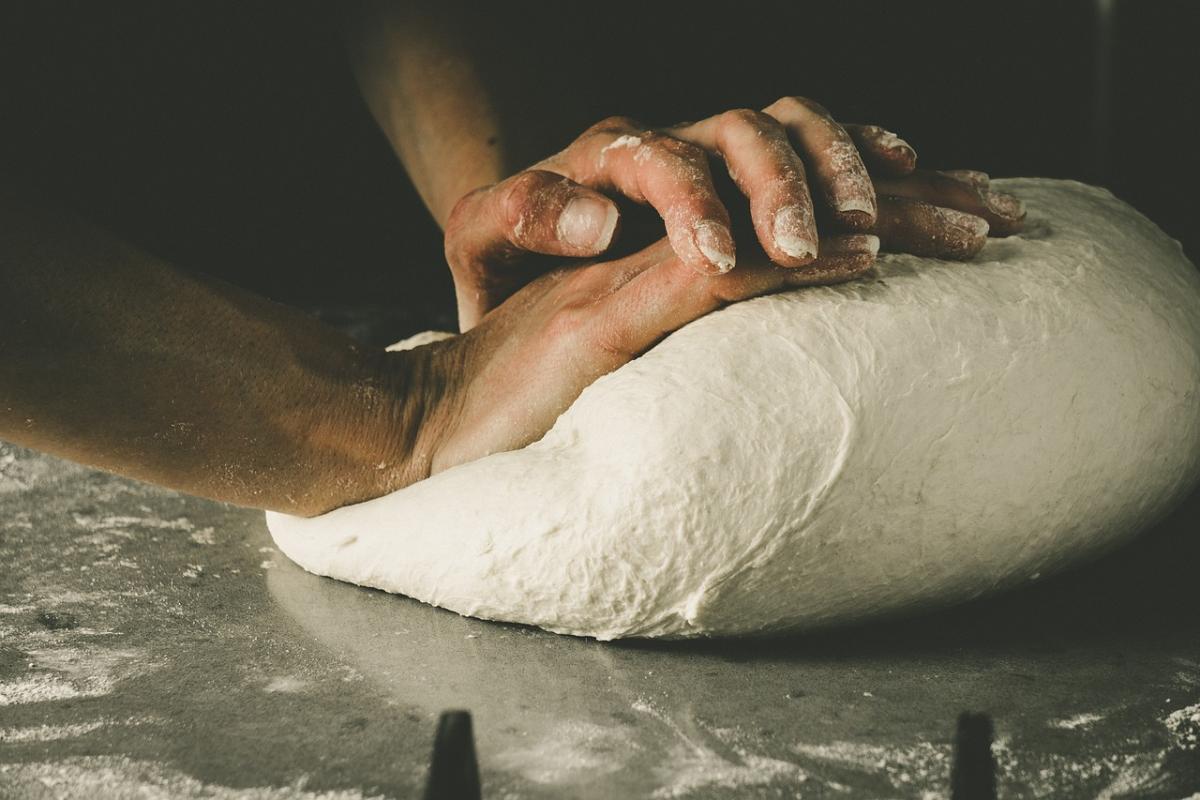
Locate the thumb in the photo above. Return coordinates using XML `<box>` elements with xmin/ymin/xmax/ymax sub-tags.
<box><xmin>446</xmin><ymin>170</ymin><xmax>619</xmax><ymax>268</ymax></box>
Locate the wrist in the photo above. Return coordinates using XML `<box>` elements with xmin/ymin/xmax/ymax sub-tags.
<box><xmin>338</xmin><ymin>341</ymin><xmax>463</xmax><ymax>508</ymax></box>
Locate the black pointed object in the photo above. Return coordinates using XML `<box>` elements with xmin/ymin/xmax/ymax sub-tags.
<box><xmin>422</xmin><ymin>710</ymin><xmax>482</xmax><ymax>800</ymax></box>
<box><xmin>951</xmin><ymin>711</ymin><xmax>997</xmax><ymax>800</ymax></box>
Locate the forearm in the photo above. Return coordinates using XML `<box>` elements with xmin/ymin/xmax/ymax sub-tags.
<box><xmin>345</xmin><ymin>0</ymin><xmax>510</xmax><ymax>226</ymax></box>
<box><xmin>0</xmin><ymin>197</ymin><xmax>433</xmax><ymax>515</ymax></box>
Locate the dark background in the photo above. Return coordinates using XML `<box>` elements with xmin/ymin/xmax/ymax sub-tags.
<box><xmin>1</xmin><ymin>0</ymin><xmax>1197</xmax><ymax>330</ymax></box>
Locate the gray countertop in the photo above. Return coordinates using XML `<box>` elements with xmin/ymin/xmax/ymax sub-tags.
<box><xmin>2</xmin><ymin>441</ymin><xmax>1198</xmax><ymax>798</ymax></box>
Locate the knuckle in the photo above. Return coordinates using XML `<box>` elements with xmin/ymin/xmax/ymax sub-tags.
<box><xmin>446</xmin><ymin>185</ymin><xmax>490</xmax><ymax>231</ymax></box>
<box><xmin>586</xmin><ymin>115</ymin><xmax>641</xmax><ymax>136</ymax></box>
<box><xmin>443</xmin><ymin>185</ymin><xmax>493</xmax><ymax>262</ymax></box>
<box><xmin>544</xmin><ymin>303</ymin><xmax>595</xmax><ymax>345</ymax></box>
<box><xmin>499</xmin><ymin>170</ymin><xmax>557</xmax><ymax>229</ymax></box>
<box><xmin>642</xmin><ymin>131</ymin><xmax>704</xmax><ymax>163</ymax></box>
<box><xmin>721</xmin><ymin>107</ymin><xmax>779</xmax><ymax>131</ymax></box>
<box><xmin>769</xmin><ymin>95</ymin><xmax>829</xmax><ymax>119</ymax></box>
<box><xmin>588</xmin><ymin>313</ymin><xmax>637</xmax><ymax>361</ymax></box>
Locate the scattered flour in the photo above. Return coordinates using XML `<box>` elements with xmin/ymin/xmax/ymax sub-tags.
<box><xmin>0</xmin><ymin>603</ymin><xmax>35</xmax><ymax>615</ymax></box>
<box><xmin>0</xmin><ymin>675</ymin><xmax>85</xmax><ymax>706</ymax></box>
<box><xmin>651</xmin><ymin>745</ymin><xmax>808</xmax><ymax>799</ymax></box>
<box><xmin>792</xmin><ymin>739</ymin><xmax>950</xmax><ymax>789</ymax></box>
<box><xmin>0</xmin><ymin>757</ymin><xmax>384</xmax><ymax>799</ymax></box>
<box><xmin>73</xmin><ymin>513</ymin><xmax>194</xmax><ymax>532</ymax></box>
<box><xmin>0</xmin><ymin>720</ymin><xmax>108</xmax><ymax>743</ymax></box>
<box><xmin>1164</xmin><ymin>702</ymin><xmax>1200</xmax><ymax>750</ymax></box>
<box><xmin>263</xmin><ymin>676</ymin><xmax>310</xmax><ymax>694</ymax></box>
<box><xmin>632</xmin><ymin>699</ymin><xmax>807</xmax><ymax>798</ymax></box>
<box><xmin>493</xmin><ymin>720</ymin><xmax>639</xmax><ymax>785</ymax></box>
<box><xmin>1093</xmin><ymin>754</ymin><xmax>1173</xmax><ymax>800</ymax></box>
<box><xmin>1049</xmin><ymin>712</ymin><xmax>1106</xmax><ymax>730</ymax></box>
<box><xmin>784</xmin><ymin>715</ymin><xmax>1198</xmax><ymax>799</ymax></box>
<box><xmin>0</xmin><ymin>716</ymin><xmax>158</xmax><ymax>744</ymax></box>
<box><xmin>189</xmin><ymin>527</ymin><xmax>216</xmax><ymax>545</ymax></box>
<box><xmin>0</xmin><ymin>647</ymin><xmax>154</xmax><ymax>705</ymax></box>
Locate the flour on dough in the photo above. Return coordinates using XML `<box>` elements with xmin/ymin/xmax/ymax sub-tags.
<box><xmin>268</xmin><ymin>179</ymin><xmax>1200</xmax><ymax>639</ymax></box>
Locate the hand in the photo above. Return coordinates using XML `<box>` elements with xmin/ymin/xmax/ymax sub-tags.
<box><xmin>443</xmin><ymin>98</ymin><xmax>1024</xmax><ymax>331</ymax></box>
<box><xmin>403</xmin><ymin>232</ymin><xmax>880</xmax><ymax>474</ymax></box>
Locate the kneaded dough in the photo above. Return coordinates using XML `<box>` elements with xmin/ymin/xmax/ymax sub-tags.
<box><xmin>268</xmin><ymin>179</ymin><xmax>1200</xmax><ymax>639</ymax></box>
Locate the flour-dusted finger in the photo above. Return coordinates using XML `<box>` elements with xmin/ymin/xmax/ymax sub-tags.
<box><xmin>445</xmin><ymin>169</ymin><xmax>619</xmax><ymax>263</ymax></box>
<box><xmin>444</xmin><ymin>169</ymin><xmax>622</xmax><ymax>330</ymax></box>
<box><xmin>784</xmin><ymin>234</ymin><xmax>879</xmax><ymax>287</ymax></box>
<box><xmin>765</xmin><ymin>96</ymin><xmax>877</xmax><ymax>229</ymax></box>
<box><xmin>544</xmin><ymin>117</ymin><xmax>736</xmax><ymax>276</ymax></box>
<box><xmin>844</xmin><ymin>124</ymin><xmax>918</xmax><ymax>177</ymax></box>
<box><xmin>588</xmin><ymin>233</ymin><xmax>879</xmax><ymax>365</ymax></box>
<box><xmin>873</xmin><ymin>195</ymin><xmax>989</xmax><ymax>259</ymax></box>
<box><xmin>668</xmin><ymin>109</ymin><xmax>819</xmax><ymax>268</ymax></box>
<box><xmin>875</xmin><ymin>169</ymin><xmax>1025</xmax><ymax>236</ymax></box>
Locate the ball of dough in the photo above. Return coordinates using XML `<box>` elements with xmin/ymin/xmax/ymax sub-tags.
<box><xmin>268</xmin><ymin>179</ymin><xmax>1200</xmax><ymax>639</ymax></box>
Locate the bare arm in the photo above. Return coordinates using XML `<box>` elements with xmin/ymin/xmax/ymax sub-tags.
<box><xmin>0</xmin><ymin>196</ymin><xmax>435</xmax><ymax>516</ymax></box>
<box><xmin>0</xmin><ymin>192</ymin><xmax>883</xmax><ymax>517</ymax></box>
<box><xmin>345</xmin><ymin>0</ymin><xmax>516</xmax><ymax>226</ymax></box>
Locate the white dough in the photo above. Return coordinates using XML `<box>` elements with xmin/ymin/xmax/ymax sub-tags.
<box><xmin>268</xmin><ymin>179</ymin><xmax>1200</xmax><ymax>639</ymax></box>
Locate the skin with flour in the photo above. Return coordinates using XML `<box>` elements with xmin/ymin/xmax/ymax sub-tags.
<box><xmin>0</xmin><ymin>0</ymin><xmax>1026</xmax><ymax>516</ymax></box>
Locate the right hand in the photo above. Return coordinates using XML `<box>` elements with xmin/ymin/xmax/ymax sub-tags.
<box><xmin>444</xmin><ymin>99</ymin><xmax>902</xmax><ymax>331</ymax></box>
<box><xmin>401</xmin><ymin>231</ymin><xmax>880</xmax><ymax>476</ymax></box>
<box><xmin>443</xmin><ymin>100</ymin><xmax>1025</xmax><ymax>332</ymax></box>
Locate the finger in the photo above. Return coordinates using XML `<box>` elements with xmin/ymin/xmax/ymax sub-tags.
<box><xmin>844</xmin><ymin>124</ymin><xmax>918</xmax><ymax>177</ymax></box>
<box><xmin>446</xmin><ymin>169</ymin><xmax>619</xmax><ymax>266</ymax></box>
<box><xmin>764</xmin><ymin>96</ymin><xmax>877</xmax><ymax>229</ymax></box>
<box><xmin>667</xmin><ymin>109</ymin><xmax>819</xmax><ymax>268</ymax></box>
<box><xmin>549</xmin><ymin>117</ymin><xmax>736</xmax><ymax>276</ymax></box>
<box><xmin>874</xmin><ymin>169</ymin><xmax>1025</xmax><ymax>236</ymax></box>
<box><xmin>445</xmin><ymin>170</ymin><xmax>620</xmax><ymax>331</ymax></box>
<box><xmin>873</xmin><ymin>195</ymin><xmax>989</xmax><ymax>260</ymax></box>
<box><xmin>784</xmin><ymin>234</ymin><xmax>879</xmax><ymax>287</ymax></box>
<box><xmin>591</xmin><ymin>234</ymin><xmax>879</xmax><ymax>362</ymax></box>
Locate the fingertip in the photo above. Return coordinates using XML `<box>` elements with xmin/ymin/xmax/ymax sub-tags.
<box><xmin>854</xmin><ymin>233</ymin><xmax>881</xmax><ymax>257</ymax></box>
<box><xmin>893</xmin><ymin>150</ymin><xmax>918</xmax><ymax>175</ymax></box>
<box><xmin>938</xmin><ymin>208</ymin><xmax>990</xmax><ymax>259</ymax></box>
<box><xmin>771</xmin><ymin>205</ymin><xmax>818</xmax><ymax>265</ymax></box>
<box><xmin>983</xmin><ymin>190</ymin><xmax>1026</xmax><ymax>221</ymax></box>
<box><xmin>692</xmin><ymin>219</ymin><xmax>736</xmax><ymax>274</ymax></box>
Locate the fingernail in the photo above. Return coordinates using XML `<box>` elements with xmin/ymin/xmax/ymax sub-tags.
<box><xmin>557</xmin><ymin>196</ymin><xmax>618</xmax><ymax>251</ymax></box>
<box><xmin>876</xmin><ymin>128</ymin><xmax>914</xmax><ymax>154</ymax></box>
<box><xmin>855</xmin><ymin>234</ymin><xmax>881</xmax><ymax>256</ymax></box>
<box><xmin>773</xmin><ymin>205</ymin><xmax>817</xmax><ymax>260</ymax></box>
<box><xmin>836</xmin><ymin>197</ymin><xmax>876</xmax><ymax>214</ymax></box>
<box><xmin>693</xmin><ymin>220</ymin><xmax>736</xmax><ymax>273</ymax></box>
<box><xmin>938</xmin><ymin>207</ymin><xmax>990</xmax><ymax>238</ymax></box>
<box><xmin>823</xmin><ymin>234</ymin><xmax>880</xmax><ymax>259</ymax></box>
<box><xmin>983</xmin><ymin>190</ymin><xmax>1026</xmax><ymax>220</ymax></box>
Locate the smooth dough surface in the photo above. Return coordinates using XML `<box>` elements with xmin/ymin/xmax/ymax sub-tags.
<box><xmin>268</xmin><ymin>179</ymin><xmax>1200</xmax><ymax>639</ymax></box>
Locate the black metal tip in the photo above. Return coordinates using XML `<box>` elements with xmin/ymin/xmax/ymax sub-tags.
<box><xmin>423</xmin><ymin>710</ymin><xmax>482</xmax><ymax>800</ymax></box>
<box><xmin>951</xmin><ymin>711</ymin><xmax>997</xmax><ymax>800</ymax></box>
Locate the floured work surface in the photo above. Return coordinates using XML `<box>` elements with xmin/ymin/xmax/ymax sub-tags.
<box><xmin>2</xmin><ymin>442</ymin><xmax>1200</xmax><ymax>797</ymax></box>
